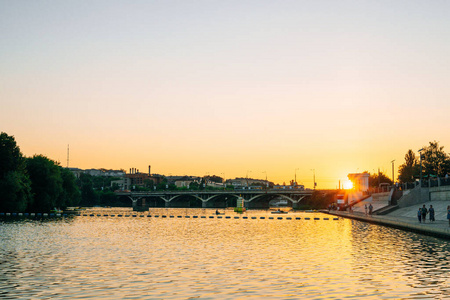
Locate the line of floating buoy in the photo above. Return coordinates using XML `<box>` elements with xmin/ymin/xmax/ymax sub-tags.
<box><xmin>0</xmin><ymin>212</ymin><xmax>68</xmax><ymax>217</ymax></box>
<box><xmin>0</xmin><ymin>212</ymin><xmax>340</xmax><ymax>221</ymax></box>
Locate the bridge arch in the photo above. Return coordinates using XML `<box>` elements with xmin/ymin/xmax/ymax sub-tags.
<box><xmin>166</xmin><ymin>194</ymin><xmax>203</xmax><ymax>208</ymax></box>
<box><xmin>115</xmin><ymin>190</ymin><xmax>312</xmax><ymax>210</ymax></box>
<box><xmin>246</xmin><ymin>194</ymin><xmax>308</xmax><ymax>209</ymax></box>
<box><xmin>202</xmin><ymin>194</ymin><xmax>239</xmax><ymax>208</ymax></box>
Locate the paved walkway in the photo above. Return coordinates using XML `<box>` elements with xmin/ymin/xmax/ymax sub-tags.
<box><xmin>389</xmin><ymin>200</ymin><xmax>450</xmax><ymax>220</ymax></box>
<box><xmin>350</xmin><ymin>197</ymin><xmax>389</xmax><ymax>214</ymax></box>
<box><xmin>324</xmin><ymin>202</ymin><xmax>450</xmax><ymax>240</ymax></box>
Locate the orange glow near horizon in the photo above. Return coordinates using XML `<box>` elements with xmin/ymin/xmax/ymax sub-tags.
<box><xmin>7</xmin><ymin>130</ymin><xmax>449</xmax><ymax>189</ymax></box>
<box><xmin>343</xmin><ymin>180</ymin><xmax>354</xmax><ymax>190</ymax></box>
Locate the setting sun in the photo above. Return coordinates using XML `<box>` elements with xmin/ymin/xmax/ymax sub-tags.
<box><xmin>343</xmin><ymin>180</ymin><xmax>353</xmax><ymax>190</ymax></box>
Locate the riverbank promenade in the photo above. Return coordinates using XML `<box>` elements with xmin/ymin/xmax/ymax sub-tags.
<box><xmin>324</xmin><ymin>204</ymin><xmax>450</xmax><ymax>240</ymax></box>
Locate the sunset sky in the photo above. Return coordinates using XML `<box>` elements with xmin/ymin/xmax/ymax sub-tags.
<box><xmin>1</xmin><ymin>1</ymin><xmax>449</xmax><ymax>188</ymax></box>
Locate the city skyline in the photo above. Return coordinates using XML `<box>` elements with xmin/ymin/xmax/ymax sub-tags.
<box><xmin>2</xmin><ymin>1</ymin><xmax>450</xmax><ymax>189</ymax></box>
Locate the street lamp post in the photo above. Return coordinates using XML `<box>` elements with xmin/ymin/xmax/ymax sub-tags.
<box><xmin>311</xmin><ymin>169</ymin><xmax>316</xmax><ymax>190</ymax></box>
<box><xmin>418</xmin><ymin>148</ymin><xmax>424</xmax><ymax>187</ymax></box>
<box><xmin>221</xmin><ymin>172</ymin><xmax>225</xmax><ymax>190</ymax></box>
<box><xmin>391</xmin><ymin>160</ymin><xmax>395</xmax><ymax>187</ymax></box>
<box><xmin>295</xmin><ymin>168</ymin><xmax>299</xmax><ymax>186</ymax></box>
<box><xmin>262</xmin><ymin>171</ymin><xmax>268</xmax><ymax>189</ymax></box>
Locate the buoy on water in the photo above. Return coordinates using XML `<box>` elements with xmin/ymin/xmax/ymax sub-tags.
<box><xmin>234</xmin><ymin>196</ymin><xmax>246</xmax><ymax>213</ymax></box>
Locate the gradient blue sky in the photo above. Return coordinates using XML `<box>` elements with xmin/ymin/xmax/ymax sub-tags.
<box><xmin>1</xmin><ymin>0</ymin><xmax>449</xmax><ymax>188</ymax></box>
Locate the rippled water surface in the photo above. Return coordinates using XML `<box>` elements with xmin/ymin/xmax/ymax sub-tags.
<box><xmin>1</xmin><ymin>208</ymin><xmax>450</xmax><ymax>299</ymax></box>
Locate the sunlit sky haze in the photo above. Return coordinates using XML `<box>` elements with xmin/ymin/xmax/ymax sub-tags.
<box><xmin>1</xmin><ymin>1</ymin><xmax>449</xmax><ymax>188</ymax></box>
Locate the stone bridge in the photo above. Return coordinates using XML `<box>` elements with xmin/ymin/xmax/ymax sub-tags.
<box><xmin>115</xmin><ymin>190</ymin><xmax>313</xmax><ymax>210</ymax></box>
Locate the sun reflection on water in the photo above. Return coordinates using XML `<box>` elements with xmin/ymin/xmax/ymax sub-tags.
<box><xmin>0</xmin><ymin>208</ymin><xmax>449</xmax><ymax>299</ymax></box>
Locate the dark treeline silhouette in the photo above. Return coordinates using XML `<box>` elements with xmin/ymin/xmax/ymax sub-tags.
<box><xmin>0</xmin><ymin>132</ymin><xmax>80</xmax><ymax>212</ymax></box>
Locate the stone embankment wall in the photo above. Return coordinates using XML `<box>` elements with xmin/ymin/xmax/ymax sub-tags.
<box><xmin>372</xmin><ymin>192</ymin><xmax>390</xmax><ymax>202</ymax></box>
<box><xmin>398</xmin><ymin>185</ymin><xmax>450</xmax><ymax>208</ymax></box>
<box><xmin>430</xmin><ymin>187</ymin><xmax>450</xmax><ymax>201</ymax></box>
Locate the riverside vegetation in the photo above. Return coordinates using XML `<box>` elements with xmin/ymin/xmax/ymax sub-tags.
<box><xmin>0</xmin><ymin>132</ymin><xmax>80</xmax><ymax>212</ymax></box>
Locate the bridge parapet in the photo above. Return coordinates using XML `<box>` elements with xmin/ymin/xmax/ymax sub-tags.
<box><xmin>115</xmin><ymin>190</ymin><xmax>314</xmax><ymax>209</ymax></box>
<box><xmin>116</xmin><ymin>190</ymin><xmax>312</xmax><ymax>197</ymax></box>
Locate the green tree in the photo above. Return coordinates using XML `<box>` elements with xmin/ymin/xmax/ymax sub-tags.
<box><xmin>99</xmin><ymin>191</ymin><xmax>119</xmax><ymax>206</ymax></box>
<box><xmin>199</xmin><ymin>177</ymin><xmax>206</xmax><ymax>190</ymax></box>
<box><xmin>26</xmin><ymin>155</ymin><xmax>63</xmax><ymax>212</ymax></box>
<box><xmin>59</xmin><ymin>167</ymin><xmax>81</xmax><ymax>207</ymax></box>
<box><xmin>144</xmin><ymin>179</ymin><xmax>154</xmax><ymax>189</ymax></box>
<box><xmin>0</xmin><ymin>132</ymin><xmax>32</xmax><ymax>212</ymax></box>
<box><xmin>0</xmin><ymin>170</ymin><xmax>32</xmax><ymax>212</ymax></box>
<box><xmin>78</xmin><ymin>173</ymin><xmax>99</xmax><ymax>206</ymax></box>
<box><xmin>156</xmin><ymin>176</ymin><xmax>168</xmax><ymax>190</ymax></box>
<box><xmin>189</xmin><ymin>181</ymin><xmax>200</xmax><ymax>190</ymax></box>
<box><xmin>368</xmin><ymin>171</ymin><xmax>392</xmax><ymax>187</ymax></box>
<box><xmin>398</xmin><ymin>149</ymin><xmax>419</xmax><ymax>183</ymax></box>
<box><xmin>0</xmin><ymin>132</ymin><xmax>24</xmax><ymax>177</ymax></box>
<box><xmin>302</xmin><ymin>191</ymin><xmax>334</xmax><ymax>210</ymax></box>
<box><xmin>207</xmin><ymin>175</ymin><xmax>223</xmax><ymax>184</ymax></box>
<box><xmin>421</xmin><ymin>141</ymin><xmax>450</xmax><ymax>177</ymax></box>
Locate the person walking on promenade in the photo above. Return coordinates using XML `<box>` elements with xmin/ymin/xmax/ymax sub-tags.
<box><xmin>368</xmin><ymin>203</ymin><xmax>373</xmax><ymax>216</ymax></box>
<box><xmin>365</xmin><ymin>204</ymin><xmax>368</xmax><ymax>216</ymax></box>
<box><xmin>421</xmin><ymin>205</ymin><xmax>428</xmax><ymax>223</ymax></box>
<box><xmin>429</xmin><ymin>205</ymin><xmax>435</xmax><ymax>222</ymax></box>
<box><xmin>418</xmin><ymin>208</ymin><xmax>422</xmax><ymax>223</ymax></box>
<box><xmin>447</xmin><ymin>205</ymin><xmax>450</xmax><ymax>227</ymax></box>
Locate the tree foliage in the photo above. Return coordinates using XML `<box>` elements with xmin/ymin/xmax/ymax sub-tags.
<box><xmin>398</xmin><ymin>149</ymin><xmax>419</xmax><ymax>183</ymax></box>
<box><xmin>421</xmin><ymin>141</ymin><xmax>450</xmax><ymax>177</ymax></box>
<box><xmin>0</xmin><ymin>132</ymin><xmax>25</xmax><ymax>178</ymax></box>
<box><xmin>1</xmin><ymin>132</ymin><xmax>83</xmax><ymax>212</ymax></box>
<box><xmin>26</xmin><ymin>155</ymin><xmax>64</xmax><ymax>212</ymax></box>
<box><xmin>368</xmin><ymin>171</ymin><xmax>392</xmax><ymax>187</ymax></box>
<box><xmin>60</xmin><ymin>167</ymin><xmax>81</xmax><ymax>207</ymax></box>
<box><xmin>0</xmin><ymin>132</ymin><xmax>32</xmax><ymax>212</ymax></box>
<box><xmin>301</xmin><ymin>191</ymin><xmax>334</xmax><ymax>209</ymax></box>
<box><xmin>398</xmin><ymin>142</ymin><xmax>450</xmax><ymax>183</ymax></box>
<box><xmin>0</xmin><ymin>170</ymin><xmax>33</xmax><ymax>212</ymax></box>
<box><xmin>206</xmin><ymin>175</ymin><xmax>223</xmax><ymax>184</ymax></box>
<box><xmin>78</xmin><ymin>173</ymin><xmax>99</xmax><ymax>207</ymax></box>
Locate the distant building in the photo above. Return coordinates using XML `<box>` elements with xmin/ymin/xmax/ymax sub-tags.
<box><xmin>117</xmin><ymin>166</ymin><xmax>164</xmax><ymax>190</ymax></box>
<box><xmin>84</xmin><ymin>169</ymin><xmax>103</xmax><ymax>176</ymax></box>
<box><xmin>68</xmin><ymin>167</ymin><xmax>125</xmax><ymax>178</ymax></box>
<box><xmin>111</xmin><ymin>177</ymin><xmax>131</xmax><ymax>191</ymax></box>
<box><xmin>206</xmin><ymin>181</ymin><xmax>226</xmax><ymax>189</ymax></box>
<box><xmin>228</xmin><ymin>177</ymin><xmax>272</xmax><ymax>189</ymax></box>
<box><xmin>68</xmin><ymin>168</ymin><xmax>84</xmax><ymax>178</ymax></box>
<box><xmin>174</xmin><ymin>176</ymin><xmax>200</xmax><ymax>188</ymax></box>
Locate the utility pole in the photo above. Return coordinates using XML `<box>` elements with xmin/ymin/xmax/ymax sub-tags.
<box><xmin>295</xmin><ymin>168</ymin><xmax>299</xmax><ymax>186</ymax></box>
<box><xmin>418</xmin><ymin>148</ymin><xmax>424</xmax><ymax>187</ymax></box>
<box><xmin>378</xmin><ymin>168</ymin><xmax>380</xmax><ymax>189</ymax></box>
<box><xmin>66</xmin><ymin>144</ymin><xmax>69</xmax><ymax>168</ymax></box>
<box><xmin>391</xmin><ymin>160</ymin><xmax>395</xmax><ymax>185</ymax></box>
<box><xmin>262</xmin><ymin>171</ymin><xmax>268</xmax><ymax>188</ymax></box>
<box><xmin>311</xmin><ymin>169</ymin><xmax>316</xmax><ymax>190</ymax></box>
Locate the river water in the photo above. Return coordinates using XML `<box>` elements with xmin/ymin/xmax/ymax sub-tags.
<box><xmin>1</xmin><ymin>208</ymin><xmax>449</xmax><ymax>299</ymax></box>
